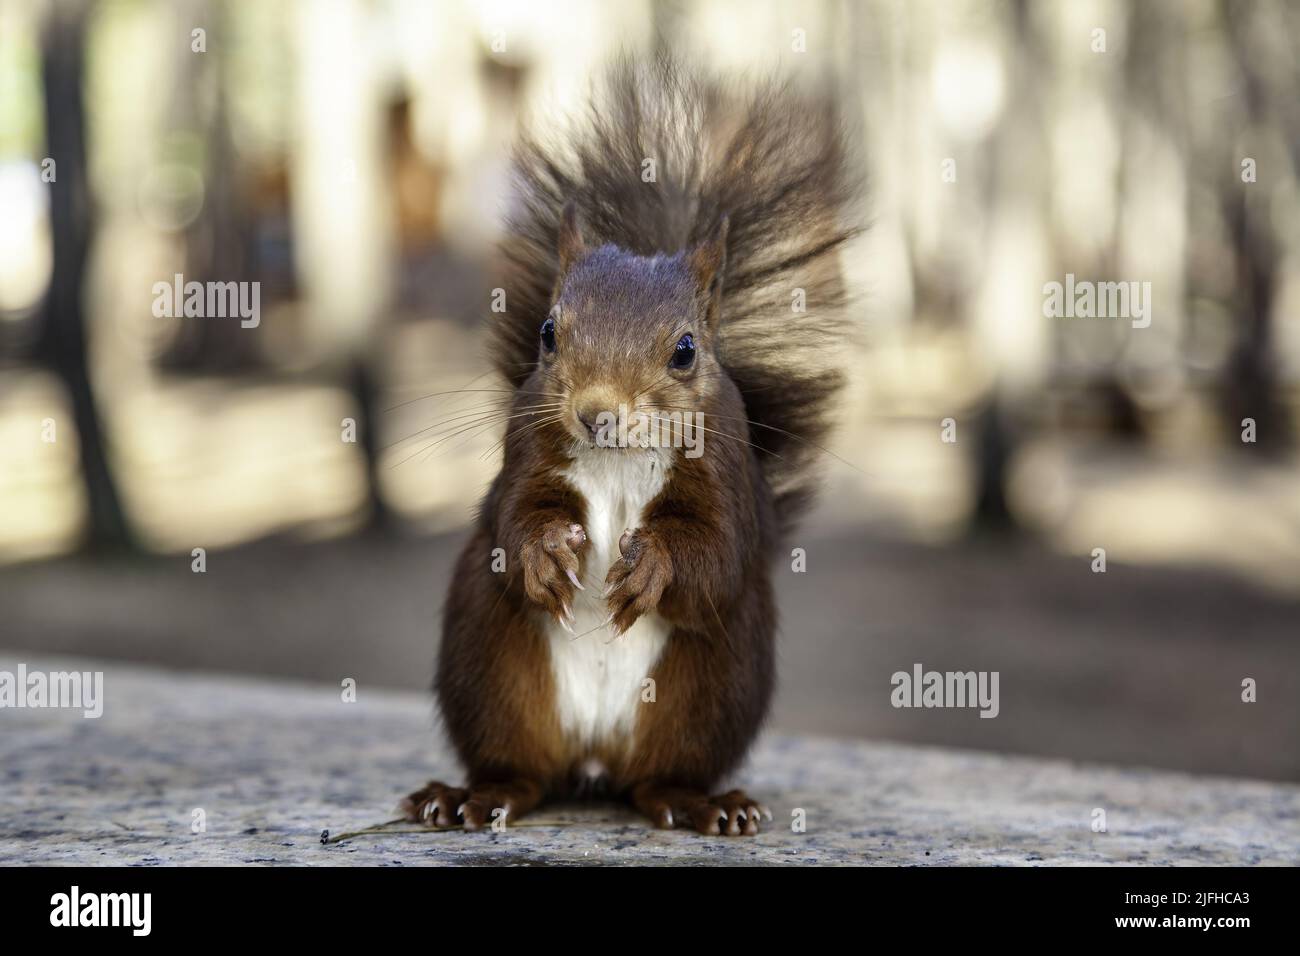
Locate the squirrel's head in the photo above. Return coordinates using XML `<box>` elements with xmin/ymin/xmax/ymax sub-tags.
<box><xmin>537</xmin><ymin>202</ymin><xmax>729</xmax><ymax>452</ymax></box>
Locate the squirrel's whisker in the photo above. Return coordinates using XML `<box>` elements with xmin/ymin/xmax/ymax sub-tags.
<box><xmin>384</xmin><ymin>403</ymin><xmax>563</xmax><ymax>454</ymax></box>
<box><xmin>479</xmin><ymin>413</ymin><xmax>565</xmax><ymax>461</ymax></box>
<box><xmin>416</xmin><ymin>409</ymin><xmax>564</xmax><ymax>464</ymax></box>
<box><xmin>643</xmin><ymin>403</ymin><xmax>868</xmax><ymax>476</ymax></box>
<box><xmin>389</xmin><ymin>409</ymin><xmax>550</xmax><ymax>468</ymax></box>
<box><xmin>384</xmin><ymin>402</ymin><xmax>522</xmax><ymax>446</ymax></box>
<box><xmin>384</xmin><ymin>386</ymin><xmax>563</xmax><ymax>413</ymax></box>
<box><xmin>644</xmin><ymin>413</ymin><xmax>779</xmax><ymax>459</ymax></box>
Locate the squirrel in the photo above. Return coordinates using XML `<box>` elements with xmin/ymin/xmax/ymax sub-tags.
<box><xmin>401</xmin><ymin>56</ymin><xmax>858</xmax><ymax>836</ymax></box>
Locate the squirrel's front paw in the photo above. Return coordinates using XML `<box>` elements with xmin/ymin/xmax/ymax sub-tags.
<box><xmin>521</xmin><ymin>521</ymin><xmax>587</xmax><ymax>630</ymax></box>
<box><xmin>604</xmin><ymin>528</ymin><xmax>673</xmax><ymax>635</ymax></box>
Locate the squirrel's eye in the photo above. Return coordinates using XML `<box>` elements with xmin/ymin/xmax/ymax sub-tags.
<box><xmin>540</xmin><ymin>315</ymin><xmax>557</xmax><ymax>353</ymax></box>
<box><xmin>670</xmin><ymin>333</ymin><xmax>696</xmax><ymax>370</ymax></box>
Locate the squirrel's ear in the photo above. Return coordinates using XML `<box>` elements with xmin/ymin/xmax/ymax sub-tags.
<box><xmin>689</xmin><ymin>215</ymin><xmax>729</xmax><ymax>320</ymax></box>
<box><xmin>557</xmin><ymin>201</ymin><xmax>586</xmax><ymax>277</ymax></box>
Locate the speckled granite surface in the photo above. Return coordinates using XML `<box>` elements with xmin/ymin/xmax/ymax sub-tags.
<box><xmin>2</xmin><ymin>654</ymin><xmax>1297</xmax><ymax>866</ymax></box>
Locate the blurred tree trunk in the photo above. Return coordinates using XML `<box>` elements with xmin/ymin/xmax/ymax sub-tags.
<box><xmin>349</xmin><ymin>356</ymin><xmax>393</xmax><ymax>531</ymax></box>
<box><xmin>967</xmin><ymin>0</ymin><xmax>1036</xmax><ymax>535</ymax></box>
<box><xmin>1220</xmin><ymin>1</ymin><xmax>1290</xmax><ymax>453</ymax></box>
<box><xmin>36</xmin><ymin>5</ymin><xmax>133</xmax><ymax>551</ymax></box>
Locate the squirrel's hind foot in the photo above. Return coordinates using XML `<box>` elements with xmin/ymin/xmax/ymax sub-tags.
<box><xmin>399</xmin><ymin>778</ymin><xmax>543</xmax><ymax>831</ymax></box>
<box><xmin>631</xmin><ymin>783</ymin><xmax>771</xmax><ymax>836</ymax></box>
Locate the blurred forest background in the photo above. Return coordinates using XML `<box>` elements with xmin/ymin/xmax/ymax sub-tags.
<box><xmin>1</xmin><ymin>0</ymin><xmax>1298</xmax><ymax>780</ymax></box>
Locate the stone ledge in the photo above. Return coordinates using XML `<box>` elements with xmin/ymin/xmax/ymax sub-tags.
<box><xmin>2</xmin><ymin>654</ymin><xmax>1296</xmax><ymax>866</ymax></box>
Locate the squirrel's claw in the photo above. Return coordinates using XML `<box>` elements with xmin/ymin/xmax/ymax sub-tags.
<box><xmin>521</xmin><ymin>519</ymin><xmax>586</xmax><ymax>622</ymax></box>
<box><xmin>603</xmin><ymin>528</ymin><xmax>671</xmax><ymax>635</ymax></box>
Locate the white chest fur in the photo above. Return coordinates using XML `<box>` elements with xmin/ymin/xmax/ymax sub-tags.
<box><xmin>546</xmin><ymin>448</ymin><xmax>674</xmax><ymax>752</ymax></box>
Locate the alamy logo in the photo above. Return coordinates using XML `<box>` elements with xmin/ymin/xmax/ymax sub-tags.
<box><xmin>50</xmin><ymin>886</ymin><xmax>151</xmax><ymax>936</ymax></box>
<box><xmin>0</xmin><ymin>664</ymin><xmax>103</xmax><ymax>718</ymax></box>
<box><xmin>152</xmin><ymin>273</ymin><xmax>261</xmax><ymax>328</ymax></box>
<box><xmin>1042</xmin><ymin>273</ymin><xmax>1151</xmax><ymax>329</ymax></box>
<box><xmin>890</xmin><ymin>663</ymin><xmax>1000</xmax><ymax>718</ymax></box>
<box><xmin>593</xmin><ymin>404</ymin><xmax>704</xmax><ymax>459</ymax></box>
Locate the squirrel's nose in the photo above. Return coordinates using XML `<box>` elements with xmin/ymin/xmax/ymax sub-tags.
<box><xmin>576</xmin><ymin>408</ymin><xmax>602</xmax><ymax>440</ymax></box>
<box><xmin>574</xmin><ymin>388</ymin><xmax>622</xmax><ymax>443</ymax></box>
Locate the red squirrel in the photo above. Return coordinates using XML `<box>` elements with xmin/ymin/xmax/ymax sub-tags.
<box><xmin>401</xmin><ymin>57</ymin><xmax>857</xmax><ymax>836</ymax></box>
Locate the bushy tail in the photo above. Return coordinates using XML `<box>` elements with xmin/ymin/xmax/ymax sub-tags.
<box><xmin>496</xmin><ymin>55</ymin><xmax>861</xmax><ymax>533</ymax></box>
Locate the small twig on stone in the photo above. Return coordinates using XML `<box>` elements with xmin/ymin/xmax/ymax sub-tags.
<box><xmin>321</xmin><ymin>817</ymin><xmax>578</xmax><ymax>845</ymax></box>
